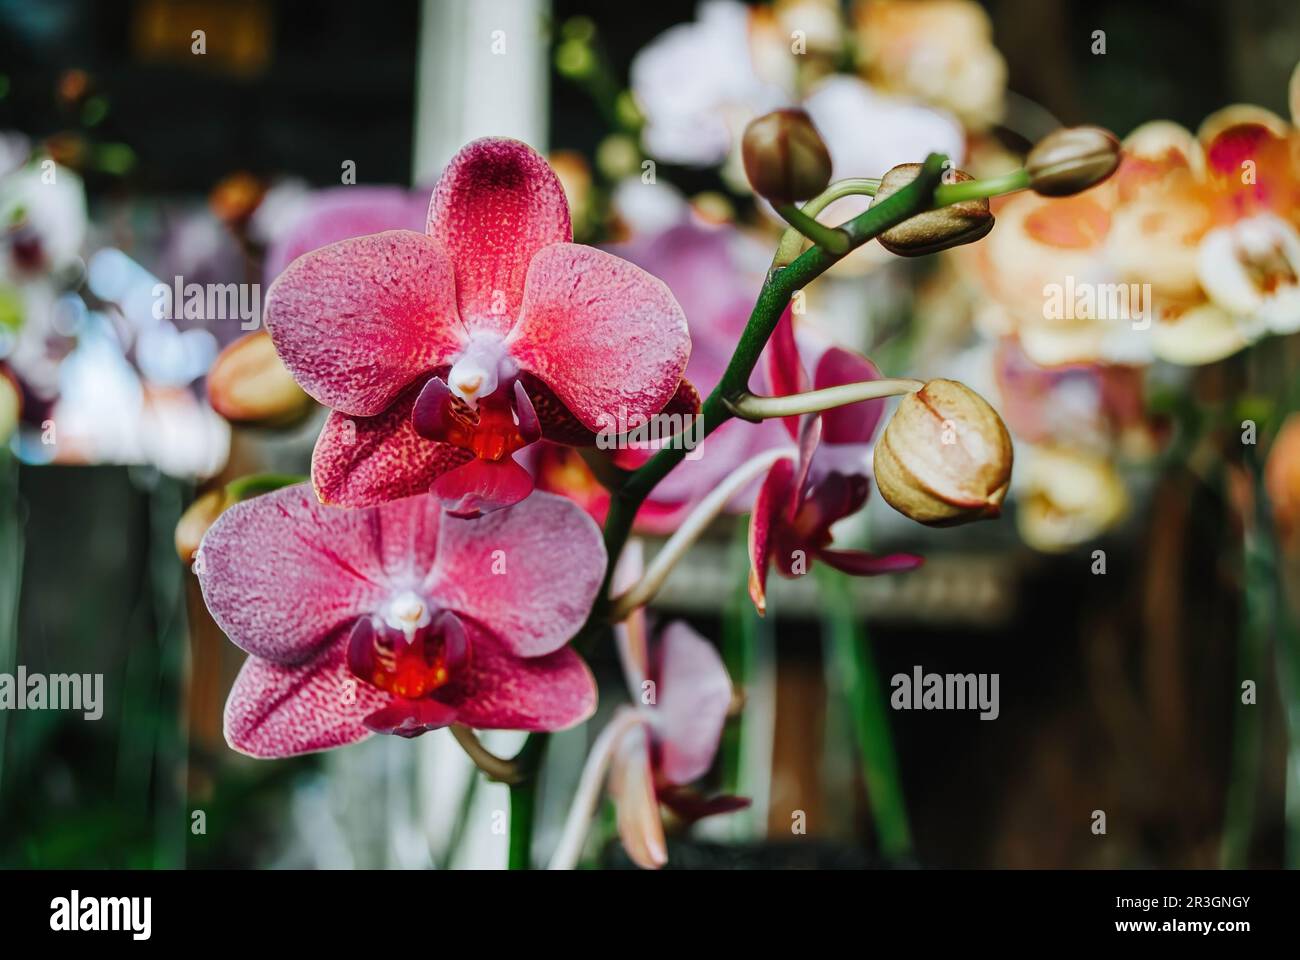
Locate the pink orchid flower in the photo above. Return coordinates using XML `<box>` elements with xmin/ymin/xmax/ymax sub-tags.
<box><xmin>263</xmin><ymin>138</ymin><xmax>691</xmax><ymax>517</ymax></box>
<box><xmin>195</xmin><ymin>484</ymin><xmax>605</xmax><ymax>757</ymax></box>
<box><xmin>602</xmin><ymin>546</ymin><xmax>747</xmax><ymax>869</ymax></box>
<box><xmin>535</xmin><ymin>220</ymin><xmax>785</xmax><ymax>533</ymax></box>
<box><xmin>747</xmin><ymin>311</ymin><xmax>923</xmax><ymax>615</ymax></box>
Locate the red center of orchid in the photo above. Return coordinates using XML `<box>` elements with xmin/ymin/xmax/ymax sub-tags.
<box><xmin>346</xmin><ymin>595</ymin><xmax>470</xmax><ymax>699</ymax></box>
<box><xmin>442</xmin><ymin>389</ymin><xmax>530</xmax><ymax>461</ymax></box>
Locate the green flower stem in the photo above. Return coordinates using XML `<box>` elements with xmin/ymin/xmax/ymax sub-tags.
<box><xmin>507</xmin><ymin>733</ymin><xmax>549</xmax><ymax>870</ymax></box>
<box><xmin>726</xmin><ymin>378</ymin><xmax>924</xmax><ymax>422</ymax></box>
<box><xmin>775</xmin><ymin>204</ymin><xmax>851</xmax><ymax>255</ymax></box>
<box><xmin>932</xmin><ymin>168</ymin><xmax>1030</xmax><ymax>206</ymax></box>
<box><xmin>608</xmin><ymin>445</ymin><xmax>796</xmax><ymax>620</ymax></box>
<box><xmin>1221</xmin><ymin>448</ymin><xmax>1275</xmax><ymax>868</ymax></box>
<box><xmin>817</xmin><ymin>567</ymin><xmax>913</xmax><ymax>860</ymax></box>
<box><xmin>597</xmin><ymin>153</ymin><xmax>949</xmax><ymax>615</ymax></box>
<box><xmin>772</xmin><ymin>178</ymin><xmax>880</xmax><ymax>267</ymax></box>
<box><xmin>504</xmin><ymin>153</ymin><xmax>947</xmax><ymax>870</ymax></box>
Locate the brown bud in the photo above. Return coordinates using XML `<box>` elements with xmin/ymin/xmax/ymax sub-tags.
<box><xmin>207</xmin><ymin>330</ymin><xmax>312</xmax><ymax>426</ymax></box>
<box><xmin>175</xmin><ymin>488</ymin><xmax>231</xmax><ymax>564</ymax></box>
<box><xmin>871</xmin><ymin>164</ymin><xmax>994</xmax><ymax>257</ymax></box>
<box><xmin>873</xmin><ymin>379</ymin><xmax>1013</xmax><ymax>526</ymax></box>
<box><xmin>741</xmin><ymin>109</ymin><xmax>833</xmax><ymax>206</ymax></box>
<box><xmin>1026</xmin><ymin>125</ymin><xmax>1121</xmax><ymax>196</ymax></box>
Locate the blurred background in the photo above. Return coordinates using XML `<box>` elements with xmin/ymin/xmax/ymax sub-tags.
<box><xmin>2</xmin><ymin>0</ymin><xmax>1299</xmax><ymax>869</ymax></box>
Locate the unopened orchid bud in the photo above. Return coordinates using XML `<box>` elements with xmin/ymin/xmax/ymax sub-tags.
<box><xmin>873</xmin><ymin>379</ymin><xmax>1013</xmax><ymax>526</ymax></box>
<box><xmin>871</xmin><ymin>163</ymin><xmax>994</xmax><ymax>257</ymax></box>
<box><xmin>1026</xmin><ymin>125</ymin><xmax>1121</xmax><ymax>196</ymax></box>
<box><xmin>207</xmin><ymin>330</ymin><xmax>312</xmax><ymax>426</ymax></box>
<box><xmin>175</xmin><ymin>489</ymin><xmax>231</xmax><ymax>564</ymax></box>
<box><xmin>741</xmin><ymin>109</ymin><xmax>833</xmax><ymax>206</ymax></box>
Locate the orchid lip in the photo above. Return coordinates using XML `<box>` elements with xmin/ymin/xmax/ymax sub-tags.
<box><xmin>347</xmin><ymin>606</ymin><xmax>471</xmax><ymax>701</ymax></box>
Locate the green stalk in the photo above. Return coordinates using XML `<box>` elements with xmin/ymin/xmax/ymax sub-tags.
<box><xmin>507</xmin><ymin>733</ymin><xmax>549</xmax><ymax>869</ymax></box>
<box><xmin>593</xmin><ymin>153</ymin><xmax>948</xmax><ymax>616</ymax></box>
<box><xmin>514</xmin><ymin>154</ymin><xmax>947</xmax><ymax>868</ymax></box>
<box><xmin>932</xmin><ymin>169</ymin><xmax>1029</xmax><ymax>205</ymax></box>
<box><xmin>817</xmin><ymin>566</ymin><xmax>913</xmax><ymax>861</ymax></box>
<box><xmin>1221</xmin><ymin>448</ymin><xmax>1273</xmax><ymax>868</ymax></box>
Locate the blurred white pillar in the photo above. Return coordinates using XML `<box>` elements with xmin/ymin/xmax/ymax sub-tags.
<box><xmin>411</xmin><ymin>0</ymin><xmax>550</xmax><ymax>869</ymax></box>
<box><xmin>411</xmin><ymin>0</ymin><xmax>551</xmax><ymax>184</ymax></box>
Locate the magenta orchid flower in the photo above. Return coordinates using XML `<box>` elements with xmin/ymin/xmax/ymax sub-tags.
<box><xmin>609</xmin><ymin>619</ymin><xmax>747</xmax><ymax>868</ymax></box>
<box><xmin>748</xmin><ymin>310</ymin><xmax>923</xmax><ymax>615</ymax></box>
<box><xmin>263</xmin><ymin>138</ymin><xmax>691</xmax><ymax>517</ymax></box>
<box><xmin>548</xmin><ymin>542</ymin><xmax>746</xmax><ymax>870</ymax></box>
<box><xmin>195</xmin><ymin>484</ymin><xmax>605</xmax><ymax>757</ymax></box>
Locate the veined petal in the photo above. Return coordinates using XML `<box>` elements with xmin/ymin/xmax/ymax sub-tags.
<box><xmin>263</xmin><ymin>231</ymin><xmax>466</xmax><ymax>416</ymax></box>
<box><xmin>311</xmin><ymin>382</ymin><xmax>473</xmax><ymax>509</ymax></box>
<box><xmin>815</xmin><ymin>346</ymin><xmax>885</xmax><ymax>444</ymax></box>
<box><xmin>817</xmin><ymin>548</ymin><xmax>924</xmax><ymax>576</ymax></box>
<box><xmin>196</xmin><ymin>484</ymin><xmax>392</xmax><ymax>663</ymax></box>
<box><xmin>426</xmin><ymin>138</ymin><xmax>572</xmax><ymax>335</ymax></box>
<box><xmin>223</xmin><ymin>636</ymin><xmax>390</xmax><ymax>758</ymax></box>
<box><xmin>747</xmin><ymin>457</ymin><xmax>796</xmax><ymax>616</ymax></box>
<box><xmin>609</xmin><ymin>724</ymin><xmax>668</xmax><ymax>870</ymax></box>
<box><xmin>764</xmin><ymin>307</ymin><xmax>810</xmax><ymax>440</ymax></box>
<box><xmin>427</xmin><ymin>490</ymin><xmax>606</xmax><ymax>657</ymax></box>
<box><xmin>510</xmin><ymin>244</ymin><xmax>690</xmax><ymax>433</ymax></box>
<box><xmin>438</xmin><ymin>621</ymin><xmax>597</xmax><ymax>731</ymax></box>
<box><xmin>432</xmin><ymin>456</ymin><xmax>535</xmax><ymax>518</ymax></box>
<box><xmin>652</xmin><ymin>623</ymin><xmax>732</xmax><ymax>786</ymax></box>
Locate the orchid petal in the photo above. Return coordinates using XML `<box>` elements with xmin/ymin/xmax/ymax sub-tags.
<box><xmin>312</xmin><ymin>383</ymin><xmax>472</xmax><ymax>509</ymax></box>
<box><xmin>652</xmin><ymin>623</ymin><xmax>733</xmax><ymax>786</ymax></box>
<box><xmin>427</xmin><ymin>490</ymin><xmax>606</xmax><ymax>657</ymax></box>
<box><xmin>438</xmin><ymin>621</ymin><xmax>597</xmax><ymax>731</ymax></box>
<box><xmin>197</xmin><ymin>484</ymin><xmax>392</xmax><ymax>663</ymax></box>
<box><xmin>747</xmin><ymin>457</ymin><xmax>795</xmax><ymax>617</ymax></box>
<box><xmin>814</xmin><ymin>346</ymin><xmax>885</xmax><ymax>445</ymax></box>
<box><xmin>513</xmin><ymin>380</ymin><xmax>541</xmax><ymax>444</ymax></box>
<box><xmin>763</xmin><ymin>308</ymin><xmax>809</xmax><ymax>440</ymax></box>
<box><xmin>816</xmin><ymin>549</ymin><xmax>925</xmax><ymax>576</ymax></box>
<box><xmin>263</xmin><ymin>231</ymin><xmax>465</xmax><ymax>416</ymax></box>
<box><xmin>432</xmin><ymin>457</ymin><xmax>535</xmax><ymax>518</ymax></box>
<box><xmin>363</xmin><ymin>698</ymin><xmax>460</xmax><ymax>738</ymax></box>
<box><xmin>223</xmin><ymin>636</ymin><xmax>390</xmax><ymax>758</ymax></box>
<box><xmin>509</xmin><ymin>243</ymin><xmax>690</xmax><ymax>433</ymax></box>
<box><xmin>609</xmin><ymin>725</ymin><xmax>668</xmax><ymax>869</ymax></box>
<box><xmin>426</xmin><ymin>138</ymin><xmax>571</xmax><ymax>335</ymax></box>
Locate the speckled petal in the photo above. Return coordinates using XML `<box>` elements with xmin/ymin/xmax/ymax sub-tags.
<box><xmin>196</xmin><ymin>484</ymin><xmax>394</xmax><ymax>663</ymax></box>
<box><xmin>437</xmin><ymin>620</ymin><xmax>597</xmax><ymax>731</ymax></box>
<box><xmin>263</xmin><ymin>230</ymin><xmax>465</xmax><ymax>417</ymax></box>
<box><xmin>223</xmin><ymin>635</ymin><xmax>391</xmax><ymax>758</ymax></box>
<box><xmin>426</xmin><ymin>491</ymin><xmax>606</xmax><ymax>657</ymax></box>
<box><xmin>426</xmin><ymin>138</ymin><xmax>572</xmax><ymax>335</ymax></box>
<box><xmin>312</xmin><ymin>381</ymin><xmax>472</xmax><ymax>509</ymax></box>
<box><xmin>509</xmin><ymin>244</ymin><xmax>690</xmax><ymax>432</ymax></box>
